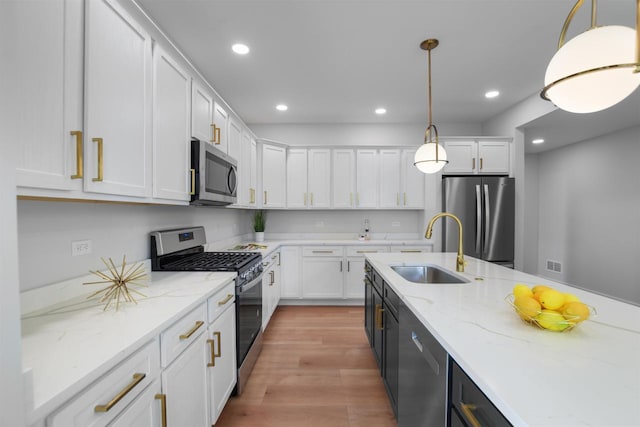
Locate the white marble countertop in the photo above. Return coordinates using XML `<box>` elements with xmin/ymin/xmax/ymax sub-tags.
<box><xmin>21</xmin><ymin>268</ymin><xmax>236</xmax><ymax>424</ymax></box>
<box><xmin>365</xmin><ymin>252</ymin><xmax>640</xmax><ymax>427</ymax></box>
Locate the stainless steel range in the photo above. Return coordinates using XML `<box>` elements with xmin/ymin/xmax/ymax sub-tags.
<box><xmin>149</xmin><ymin>226</ymin><xmax>263</xmax><ymax>395</ymax></box>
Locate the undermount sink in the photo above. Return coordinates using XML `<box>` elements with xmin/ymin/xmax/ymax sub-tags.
<box><xmin>391</xmin><ymin>264</ymin><xmax>470</xmax><ymax>284</ymax></box>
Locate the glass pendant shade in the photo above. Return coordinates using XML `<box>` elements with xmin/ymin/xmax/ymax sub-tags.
<box><xmin>544</xmin><ymin>25</ymin><xmax>640</xmax><ymax>113</ymax></box>
<box><xmin>414</xmin><ymin>142</ymin><xmax>448</xmax><ymax>174</ymax></box>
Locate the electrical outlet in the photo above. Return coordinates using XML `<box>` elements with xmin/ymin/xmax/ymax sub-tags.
<box><xmin>72</xmin><ymin>240</ymin><xmax>92</xmax><ymax>256</ymax></box>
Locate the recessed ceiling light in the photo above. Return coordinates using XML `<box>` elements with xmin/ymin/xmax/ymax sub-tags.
<box><xmin>375</xmin><ymin>108</ymin><xmax>387</xmax><ymax>115</ymax></box>
<box><xmin>485</xmin><ymin>90</ymin><xmax>500</xmax><ymax>99</ymax></box>
<box><xmin>231</xmin><ymin>43</ymin><xmax>250</xmax><ymax>55</ymax></box>
<box><xmin>532</xmin><ymin>138</ymin><xmax>545</xmax><ymax>144</ymax></box>
<box><xmin>276</xmin><ymin>104</ymin><xmax>288</xmax><ymax>111</ymax></box>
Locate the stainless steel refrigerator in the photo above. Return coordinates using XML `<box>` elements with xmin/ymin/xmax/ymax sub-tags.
<box><xmin>442</xmin><ymin>176</ymin><xmax>515</xmax><ymax>266</ymax></box>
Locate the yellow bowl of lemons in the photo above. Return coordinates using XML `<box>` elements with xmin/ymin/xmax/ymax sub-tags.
<box><xmin>506</xmin><ymin>284</ymin><xmax>595</xmax><ymax>332</ymax></box>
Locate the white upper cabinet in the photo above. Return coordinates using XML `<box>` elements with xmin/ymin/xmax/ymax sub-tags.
<box><xmin>332</xmin><ymin>149</ymin><xmax>356</xmax><ymax>208</ymax></box>
<box><xmin>401</xmin><ymin>149</ymin><xmax>425</xmax><ymax>208</ymax></box>
<box><xmin>307</xmin><ymin>149</ymin><xmax>331</xmax><ymax>208</ymax></box>
<box><xmin>261</xmin><ymin>143</ymin><xmax>286</xmax><ymax>208</ymax></box>
<box><xmin>239</xmin><ymin>128</ymin><xmax>256</xmax><ymax>206</ymax></box>
<box><xmin>228</xmin><ymin>117</ymin><xmax>242</xmax><ymax>162</ymax></box>
<box><xmin>250</xmin><ymin>138</ymin><xmax>258</xmax><ymax>204</ymax></box>
<box><xmin>286</xmin><ymin>149</ymin><xmax>308</xmax><ymax>208</ymax></box>
<box><xmin>443</xmin><ymin>140</ymin><xmax>510</xmax><ymax>175</ymax></box>
<box><xmin>191</xmin><ymin>81</ymin><xmax>214</xmax><ymax>143</ymax></box>
<box><xmin>379</xmin><ymin>150</ymin><xmax>402</xmax><ymax>208</ymax></box>
<box><xmin>83</xmin><ymin>0</ymin><xmax>152</xmax><ymax>197</ymax></box>
<box><xmin>15</xmin><ymin>0</ymin><xmax>83</xmax><ymax>192</ymax></box>
<box><xmin>213</xmin><ymin>103</ymin><xmax>229</xmax><ymax>154</ymax></box>
<box><xmin>356</xmin><ymin>149</ymin><xmax>378</xmax><ymax>208</ymax></box>
<box><xmin>152</xmin><ymin>45</ymin><xmax>191</xmax><ymax>202</ymax></box>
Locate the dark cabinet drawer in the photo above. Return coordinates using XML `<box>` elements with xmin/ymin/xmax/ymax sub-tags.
<box><xmin>449</xmin><ymin>359</ymin><xmax>512</xmax><ymax>427</ymax></box>
<box><xmin>383</xmin><ymin>282</ymin><xmax>399</xmax><ymax>318</ymax></box>
<box><xmin>372</xmin><ymin>267</ymin><xmax>384</xmax><ymax>294</ymax></box>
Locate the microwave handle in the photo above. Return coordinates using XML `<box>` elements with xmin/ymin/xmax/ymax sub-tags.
<box><xmin>228</xmin><ymin>166</ymin><xmax>238</xmax><ymax>195</ymax></box>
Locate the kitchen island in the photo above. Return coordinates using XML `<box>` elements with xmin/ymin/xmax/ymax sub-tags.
<box><xmin>365</xmin><ymin>252</ymin><xmax>640</xmax><ymax>427</ymax></box>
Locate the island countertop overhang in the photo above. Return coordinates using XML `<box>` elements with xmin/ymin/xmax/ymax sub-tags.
<box><xmin>364</xmin><ymin>252</ymin><xmax>640</xmax><ymax>427</ymax></box>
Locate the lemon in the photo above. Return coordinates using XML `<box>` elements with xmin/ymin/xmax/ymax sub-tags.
<box><xmin>532</xmin><ymin>285</ymin><xmax>551</xmax><ymax>302</ymax></box>
<box><xmin>562</xmin><ymin>301</ymin><xmax>590</xmax><ymax>323</ymax></box>
<box><xmin>513</xmin><ymin>296</ymin><xmax>541</xmax><ymax>320</ymax></box>
<box><xmin>513</xmin><ymin>284</ymin><xmax>533</xmax><ymax>298</ymax></box>
<box><xmin>563</xmin><ymin>293</ymin><xmax>581</xmax><ymax>304</ymax></box>
<box><xmin>538</xmin><ymin>289</ymin><xmax>565</xmax><ymax>310</ymax></box>
<box><xmin>535</xmin><ymin>310</ymin><xmax>570</xmax><ymax>331</ymax></box>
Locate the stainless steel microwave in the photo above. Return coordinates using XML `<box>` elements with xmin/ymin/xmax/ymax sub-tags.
<box><xmin>190</xmin><ymin>138</ymin><xmax>237</xmax><ymax>206</ymax></box>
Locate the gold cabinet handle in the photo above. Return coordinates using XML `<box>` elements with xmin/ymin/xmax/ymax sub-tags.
<box><xmin>179</xmin><ymin>320</ymin><xmax>204</xmax><ymax>340</ymax></box>
<box><xmin>218</xmin><ymin>294</ymin><xmax>234</xmax><ymax>306</ymax></box>
<box><xmin>154</xmin><ymin>394</ymin><xmax>167</xmax><ymax>427</ymax></box>
<box><xmin>215</xmin><ymin>126</ymin><xmax>221</xmax><ymax>145</ymax></box>
<box><xmin>357</xmin><ymin>250</ymin><xmax>377</xmax><ymax>253</ymax></box>
<box><xmin>94</xmin><ymin>373</ymin><xmax>145</xmax><ymax>412</ymax></box>
<box><xmin>70</xmin><ymin>130</ymin><xmax>83</xmax><ymax>179</ymax></box>
<box><xmin>210</xmin><ymin>124</ymin><xmax>217</xmax><ymax>143</ymax></box>
<box><xmin>375</xmin><ymin>304</ymin><xmax>384</xmax><ymax>330</ymax></box>
<box><xmin>312</xmin><ymin>250</ymin><xmax>333</xmax><ymax>254</ymax></box>
<box><xmin>461</xmin><ymin>403</ymin><xmax>482</xmax><ymax>427</ymax></box>
<box><xmin>270</xmin><ymin>270</ymin><xmax>274</xmax><ymax>285</ymax></box>
<box><xmin>207</xmin><ymin>339</ymin><xmax>216</xmax><ymax>367</ymax></box>
<box><xmin>480</xmin><ymin>158</ymin><xmax>484</xmax><ymax>170</ymax></box>
<box><xmin>189</xmin><ymin>168</ymin><xmax>196</xmax><ymax>195</ymax></box>
<box><xmin>310</xmin><ymin>192</ymin><xmax>314</xmax><ymax>206</ymax></box>
<box><xmin>92</xmin><ymin>137</ymin><xmax>103</xmax><ymax>182</ymax></box>
<box><xmin>264</xmin><ymin>190</ymin><xmax>267</xmax><ymax>205</ymax></box>
<box><xmin>213</xmin><ymin>331</ymin><xmax>221</xmax><ymax>358</ymax></box>
<box><xmin>472</xmin><ymin>158</ymin><xmax>476</xmax><ymax>170</ymax></box>
<box><xmin>400</xmin><ymin>250</ymin><xmax>422</xmax><ymax>253</ymax></box>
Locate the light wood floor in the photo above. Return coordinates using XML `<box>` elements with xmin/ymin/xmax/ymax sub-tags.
<box><xmin>215</xmin><ymin>306</ymin><xmax>397</xmax><ymax>427</ymax></box>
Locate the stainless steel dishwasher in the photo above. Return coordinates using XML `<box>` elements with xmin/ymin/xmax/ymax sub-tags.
<box><xmin>398</xmin><ymin>301</ymin><xmax>448</xmax><ymax>426</ymax></box>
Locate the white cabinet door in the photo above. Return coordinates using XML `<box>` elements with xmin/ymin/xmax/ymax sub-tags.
<box><xmin>108</xmin><ymin>380</ymin><xmax>162</xmax><ymax>427</ymax></box>
<box><xmin>213</xmin><ymin>102</ymin><xmax>228</xmax><ymax>154</ymax></box>
<box><xmin>280</xmin><ymin>246</ymin><xmax>301</xmax><ymax>298</ymax></box>
<box><xmin>14</xmin><ymin>0</ymin><xmax>83</xmax><ymax>192</ymax></box>
<box><xmin>332</xmin><ymin>149</ymin><xmax>356</xmax><ymax>208</ymax></box>
<box><xmin>239</xmin><ymin>129</ymin><xmax>252</xmax><ymax>206</ymax></box>
<box><xmin>307</xmin><ymin>149</ymin><xmax>331</xmax><ymax>208</ymax></box>
<box><xmin>401</xmin><ymin>149</ymin><xmax>425</xmax><ymax>208</ymax></box>
<box><xmin>443</xmin><ymin>141</ymin><xmax>477</xmax><ymax>174</ymax></box>
<box><xmin>262</xmin><ymin>262</ymin><xmax>273</xmax><ymax>328</ymax></box>
<box><xmin>191</xmin><ymin>81</ymin><xmax>214</xmax><ymax>143</ymax></box>
<box><xmin>207</xmin><ymin>304</ymin><xmax>237</xmax><ymax>425</ymax></box>
<box><xmin>478</xmin><ymin>141</ymin><xmax>510</xmax><ymax>174</ymax></box>
<box><xmin>345</xmin><ymin>257</ymin><xmax>366</xmax><ymax>299</ymax></box>
<box><xmin>152</xmin><ymin>46</ymin><xmax>190</xmax><ymax>202</ymax></box>
<box><xmin>250</xmin><ymin>138</ymin><xmax>258</xmax><ymax>205</ymax></box>
<box><xmin>356</xmin><ymin>149</ymin><xmax>378</xmax><ymax>208</ymax></box>
<box><xmin>161</xmin><ymin>332</ymin><xmax>209</xmax><ymax>427</ymax></box>
<box><xmin>84</xmin><ymin>0</ymin><xmax>152</xmax><ymax>197</ymax></box>
<box><xmin>262</xmin><ymin>143</ymin><xmax>286</xmax><ymax>207</ymax></box>
<box><xmin>228</xmin><ymin>117</ymin><xmax>242</xmax><ymax>162</ymax></box>
<box><xmin>271</xmin><ymin>252</ymin><xmax>281</xmax><ymax>314</ymax></box>
<box><xmin>379</xmin><ymin>150</ymin><xmax>401</xmax><ymax>208</ymax></box>
<box><xmin>286</xmin><ymin>148</ymin><xmax>308</xmax><ymax>208</ymax></box>
<box><xmin>301</xmin><ymin>258</ymin><xmax>344</xmax><ymax>298</ymax></box>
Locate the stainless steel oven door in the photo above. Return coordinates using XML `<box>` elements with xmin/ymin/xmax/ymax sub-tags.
<box><xmin>236</xmin><ymin>273</ymin><xmax>263</xmax><ymax>365</ymax></box>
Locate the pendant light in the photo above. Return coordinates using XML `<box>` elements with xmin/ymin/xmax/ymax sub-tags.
<box><xmin>541</xmin><ymin>0</ymin><xmax>640</xmax><ymax>113</ymax></box>
<box><xmin>414</xmin><ymin>39</ymin><xmax>448</xmax><ymax>174</ymax></box>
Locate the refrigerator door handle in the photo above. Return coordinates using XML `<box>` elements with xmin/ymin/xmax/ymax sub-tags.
<box><xmin>475</xmin><ymin>185</ymin><xmax>482</xmax><ymax>253</ymax></box>
<box><xmin>483</xmin><ymin>184</ymin><xmax>490</xmax><ymax>254</ymax></box>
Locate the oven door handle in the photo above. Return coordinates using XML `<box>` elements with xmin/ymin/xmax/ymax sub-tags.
<box><xmin>238</xmin><ymin>273</ymin><xmax>263</xmax><ymax>294</ymax></box>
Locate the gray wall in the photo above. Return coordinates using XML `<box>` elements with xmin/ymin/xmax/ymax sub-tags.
<box><xmin>534</xmin><ymin>125</ymin><xmax>640</xmax><ymax>304</ymax></box>
<box><xmin>17</xmin><ymin>201</ymin><xmax>253</xmax><ymax>291</ymax></box>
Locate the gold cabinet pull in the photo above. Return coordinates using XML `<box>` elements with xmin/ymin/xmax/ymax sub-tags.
<box><xmin>210</xmin><ymin>124</ymin><xmax>217</xmax><ymax>143</ymax></box>
<box><xmin>94</xmin><ymin>373</ymin><xmax>145</xmax><ymax>412</ymax></box>
<box><xmin>213</xmin><ymin>331</ymin><xmax>222</xmax><ymax>359</ymax></box>
<box><xmin>154</xmin><ymin>394</ymin><xmax>167</xmax><ymax>427</ymax></box>
<box><xmin>264</xmin><ymin>190</ymin><xmax>268</xmax><ymax>205</ymax></box>
<box><xmin>218</xmin><ymin>294</ymin><xmax>233</xmax><ymax>306</ymax></box>
<box><xmin>460</xmin><ymin>403</ymin><xmax>482</xmax><ymax>427</ymax></box>
<box><xmin>189</xmin><ymin>168</ymin><xmax>196</xmax><ymax>195</ymax></box>
<box><xmin>179</xmin><ymin>320</ymin><xmax>204</xmax><ymax>340</ymax></box>
<box><xmin>472</xmin><ymin>158</ymin><xmax>476</xmax><ymax>170</ymax></box>
<box><xmin>215</xmin><ymin>126</ymin><xmax>221</xmax><ymax>144</ymax></box>
<box><xmin>357</xmin><ymin>250</ymin><xmax>377</xmax><ymax>254</ymax></box>
<box><xmin>310</xmin><ymin>192</ymin><xmax>314</xmax><ymax>206</ymax></box>
<box><xmin>270</xmin><ymin>270</ymin><xmax>274</xmax><ymax>285</ymax></box>
<box><xmin>375</xmin><ymin>304</ymin><xmax>384</xmax><ymax>330</ymax></box>
<box><xmin>70</xmin><ymin>131</ymin><xmax>83</xmax><ymax>179</ymax></box>
<box><xmin>312</xmin><ymin>250</ymin><xmax>333</xmax><ymax>254</ymax></box>
<box><xmin>400</xmin><ymin>250</ymin><xmax>422</xmax><ymax>253</ymax></box>
<box><xmin>92</xmin><ymin>137</ymin><xmax>103</xmax><ymax>182</ymax></box>
<box><xmin>207</xmin><ymin>339</ymin><xmax>216</xmax><ymax>367</ymax></box>
<box><xmin>480</xmin><ymin>158</ymin><xmax>484</xmax><ymax>170</ymax></box>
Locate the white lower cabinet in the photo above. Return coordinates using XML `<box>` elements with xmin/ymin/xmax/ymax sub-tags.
<box><xmin>262</xmin><ymin>251</ymin><xmax>281</xmax><ymax>329</ymax></box>
<box><xmin>280</xmin><ymin>246</ymin><xmax>301</xmax><ymax>298</ymax></box>
<box><xmin>301</xmin><ymin>247</ymin><xmax>344</xmax><ymax>298</ymax></box>
<box><xmin>344</xmin><ymin>246</ymin><xmax>389</xmax><ymax>299</ymax></box>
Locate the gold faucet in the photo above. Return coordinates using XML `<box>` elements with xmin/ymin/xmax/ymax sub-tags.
<box><xmin>425</xmin><ymin>212</ymin><xmax>465</xmax><ymax>272</ymax></box>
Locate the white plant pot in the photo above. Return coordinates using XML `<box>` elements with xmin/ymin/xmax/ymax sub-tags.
<box><xmin>254</xmin><ymin>232</ymin><xmax>265</xmax><ymax>242</ymax></box>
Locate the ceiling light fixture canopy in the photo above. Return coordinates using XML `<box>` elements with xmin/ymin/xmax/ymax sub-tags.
<box><xmin>541</xmin><ymin>0</ymin><xmax>640</xmax><ymax>113</ymax></box>
<box><xmin>414</xmin><ymin>39</ymin><xmax>448</xmax><ymax>174</ymax></box>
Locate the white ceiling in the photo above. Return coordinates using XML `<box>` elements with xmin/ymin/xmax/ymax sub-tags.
<box><xmin>136</xmin><ymin>0</ymin><xmax>639</xmax><ymax>151</ymax></box>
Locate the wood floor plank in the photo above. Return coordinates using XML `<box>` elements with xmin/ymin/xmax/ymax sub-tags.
<box><xmin>215</xmin><ymin>306</ymin><xmax>397</xmax><ymax>427</ymax></box>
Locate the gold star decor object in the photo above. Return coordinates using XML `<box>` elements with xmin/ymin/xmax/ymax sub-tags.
<box><xmin>83</xmin><ymin>256</ymin><xmax>148</xmax><ymax>311</ymax></box>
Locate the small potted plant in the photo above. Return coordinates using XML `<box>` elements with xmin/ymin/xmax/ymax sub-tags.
<box><xmin>253</xmin><ymin>210</ymin><xmax>266</xmax><ymax>242</ymax></box>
